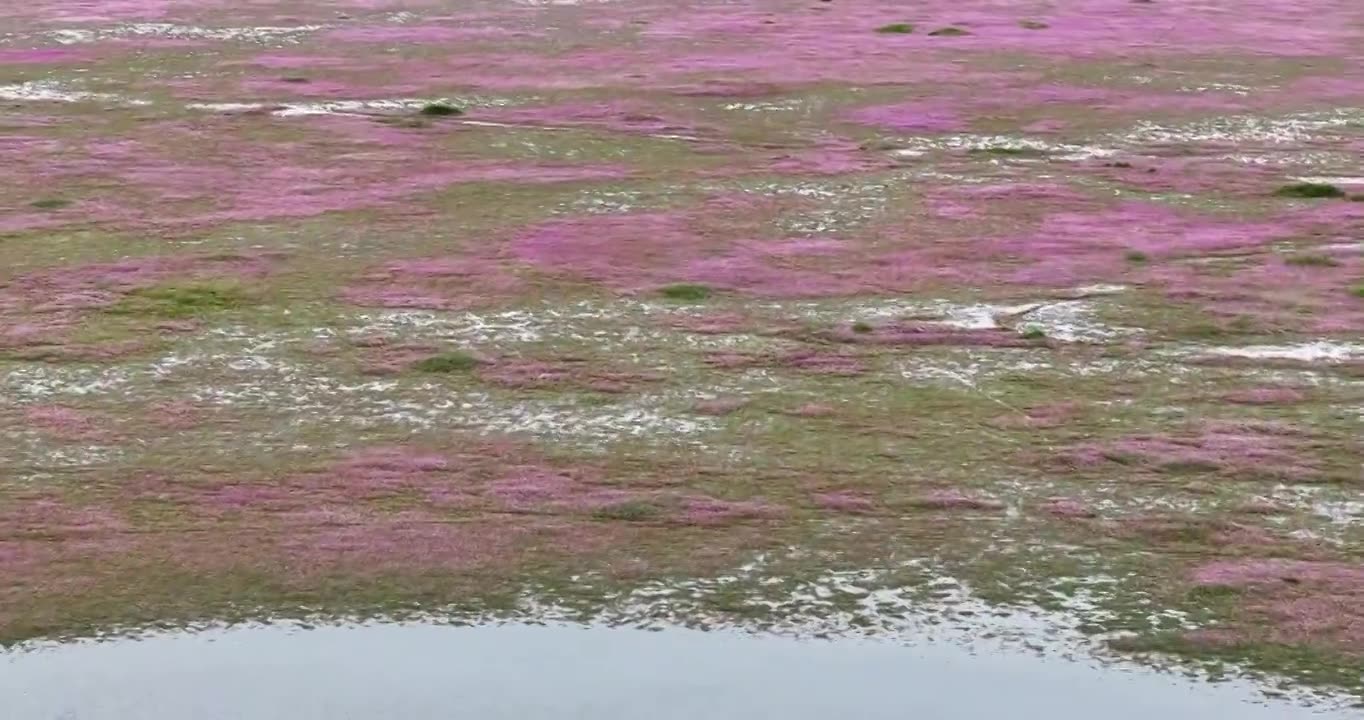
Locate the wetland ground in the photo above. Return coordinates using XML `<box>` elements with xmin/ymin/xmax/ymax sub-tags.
<box><xmin>1</xmin><ymin>0</ymin><xmax>1362</xmax><ymax>712</ymax></box>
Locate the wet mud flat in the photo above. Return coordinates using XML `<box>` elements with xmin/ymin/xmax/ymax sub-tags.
<box><xmin>3</xmin><ymin>621</ymin><xmax>1358</xmax><ymax>720</ymax></box>
<box><xmin>1</xmin><ymin>0</ymin><xmax>1362</xmax><ymax>711</ymax></box>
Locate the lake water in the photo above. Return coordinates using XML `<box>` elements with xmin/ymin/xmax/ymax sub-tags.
<box><xmin>2</xmin><ymin>622</ymin><xmax>1350</xmax><ymax>719</ymax></box>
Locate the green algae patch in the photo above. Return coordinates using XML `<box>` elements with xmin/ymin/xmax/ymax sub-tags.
<box><xmin>412</xmin><ymin>351</ymin><xmax>480</xmax><ymax>373</ymax></box>
<box><xmin>659</xmin><ymin>283</ymin><xmax>713</xmax><ymax>302</ymax></box>
<box><xmin>108</xmin><ymin>283</ymin><xmax>251</xmax><ymax>319</ymax></box>
<box><xmin>1274</xmin><ymin>183</ymin><xmax>1345</xmax><ymax>199</ymax></box>
<box><xmin>927</xmin><ymin>27</ymin><xmax>971</xmax><ymax>37</ymax></box>
<box><xmin>875</xmin><ymin>23</ymin><xmax>914</xmax><ymax>34</ymax></box>
<box><xmin>1125</xmin><ymin>250</ymin><xmax>1150</xmax><ymax>263</ymax></box>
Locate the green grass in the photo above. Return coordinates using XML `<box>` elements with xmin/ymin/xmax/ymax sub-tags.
<box><xmin>591</xmin><ymin>501</ymin><xmax>662</xmax><ymax>522</ymax></box>
<box><xmin>1018</xmin><ymin>20</ymin><xmax>1049</xmax><ymax>29</ymax></box>
<box><xmin>419</xmin><ymin>102</ymin><xmax>463</xmax><ymax>117</ymax></box>
<box><xmin>108</xmin><ymin>283</ymin><xmax>249</xmax><ymax>318</ymax></box>
<box><xmin>659</xmin><ymin>283</ymin><xmax>713</xmax><ymax>301</ymax></box>
<box><xmin>1274</xmin><ymin>182</ymin><xmax>1345</xmax><ymax>199</ymax></box>
<box><xmin>1125</xmin><ymin>250</ymin><xmax>1149</xmax><ymax>263</ymax></box>
<box><xmin>412</xmin><ymin>352</ymin><xmax>480</xmax><ymax>373</ymax></box>
<box><xmin>1021</xmin><ymin>326</ymin><xmax>1047</xmax><ymax>340</ymax></box>
<box><xmin>1283</xmin><ymin>254</ymin><xmax>1340</xmax><ymax>267</ymax></box>
<box><xmin>875</xmin><ymin>23</ymin><xmax>914</xmax><ymax>34</ymax></box>
<box><xmin>30</xmin><ymin>198</ymin><xmax>71</xmax><ymax>210</ymax></box>
<box><xmin>927</xmin><ymin>26</ymin><xmax>971</xmax><ymax>36</ymax></box>
<box><xmin>851</xmin><ymin>321</ymin><xmax>874</xmax><ymax>334</ymax></box>
<box><xmin>1352</xmin><ymin>284</ymin><xmax>1364</xmax><ymax>298</ymax></box>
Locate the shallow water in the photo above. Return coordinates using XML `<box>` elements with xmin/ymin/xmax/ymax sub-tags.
<box><xmin>2</xmin><ymin>622</ymin><xmax>1349</xmax><ymax>719</ymax></box>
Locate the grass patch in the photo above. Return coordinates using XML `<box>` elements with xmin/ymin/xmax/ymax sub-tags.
<box><xmin>1185</xmin><ymin>584</ymin><xmax>1244</xmax><ymax>602</ymax></box>
<box><xmin>1021</xmin><ymin>326</ymin><xmax>1047</xmax><ymax>340</ymax></box>
<box><xmin>1158</xmin><ymin>459</ymin><xmax>1222</xmax><ymax>475</ymax></box>
<box><xmin>1274</xmin><ymin>182</ymin><xmax>1345</xmax><ymax>199</ymax></box>
<box><xmin>851</xmin><ymin>321</ymin><xmax>874</xmax><ymax>334</ymax></box>
<box><xmin>592</xmin><ymin>501</ymin><xmax>662</xmax><ymax>522</ymax></box>
<box><xmin>412</xmin><ymin>352</ymin><xmax>480</xmax><ymax>373</ymax></box>
<box><xmin>109</xmin><ymin>283</ymin><xmax>249</xmax><ymax>319</ymax></box>
<box><xmin>927</xmin><ymin>26</ymin><xmax>971</xmax><ymax>36</ymax></box>
<box><xmin>1283</xmin><ymin>253</ymin><xmax>1340</xmax><ymax>267</ymax></box>
<box><xmin>968</xmin><ymin>146</ymin><xmax>1039</xmax><ymax>157</ymax></box>
<box><xmin>1125</xmin><ymin>250</ymin><xmax>1149</xmax><ymax>263</ymax></box>
<box><xmin>1353</xmin><ymin>284</ymin><xmax>1364</xmax><ymax>298</ymax></box>
<box><xmin>659</xmin><ymin>283</ymin><xmax>713</xmax><ymax>302</ymax></box>
<box><xmin>418</xmin><ymin>102</ymin><xmax>463</xmax><ymax>117</ymax></box>
<box><xmin>30</xmin><ymin>198</ymin><xmax>71</xmax><ymax>210</ymax></box>
<box><xmin>1018</xmin><ymin>19</ymin><xmax>1049</xmax><ymax>29</ymax></box>
<box><xmin>875</xmin><ymin>23</ymin><xmax>914</xmax><ymax>33</ymax></box>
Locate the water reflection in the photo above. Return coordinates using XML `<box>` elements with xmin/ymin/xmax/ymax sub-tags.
<box><xmin>4</xmin><ymin>621</ymin><xmax>1349</xmax><ymax>719</ymax></box>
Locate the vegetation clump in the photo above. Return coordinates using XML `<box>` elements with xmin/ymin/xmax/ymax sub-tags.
<box><xmin>110</xmin><ymin>283</ymin><xmax>249</xmax><ymax>318</ymax></box>
<box><xmin>592</xmin><ymin>501</ymin><xmax>662</xmax><ymax>522</ymax></box>
<box><xmin>659</xmin><ymin>283</ymin><xmax>713</xmax><ymax>301</ymax></box>
<box><xmin>1019</xmin><ymin>20</ymin><xmax>1049</xmax><ymax>29</ymax></box>
<box><xmin>927</xmin><ymin>27</ymin><xmax>971</xmax><ymax>36</ymax></box>
<box><xmin>875</xmin><ymin>23</ymin><xmax>914</xmax><ymax>34</ymax></box>
<box><xmin>1274</xmin><ymin>182</ymin><xmax>1344</xmax><ymax>199</ymax></box>
<box><xmin>419</xmin><ymin>102</ymin><xmax>463</xmax><ymax>117</ymax></box>
<box><xmin>412</xmin><ymin>352</ymin><xmax>480</xmax><ymax>373</ymax></box>
<box><xmin>1284</xmin><ymin>254</ymin><xmax>1340</xmax><ymax>267</ymax></box>
<box><xmin>30</xmin><ymin>198</ymin><xmax>71</xmax><ymax>210</ymax></box>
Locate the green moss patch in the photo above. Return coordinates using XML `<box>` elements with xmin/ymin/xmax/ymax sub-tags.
<box><xmin>659</xmin><ymin>283</ymin><xmax>713</xmax><ymax>302</ymax></box>
<box><xmin>1274</xmin><ymin>182</ymin><xmax>1345</xmax><ymax>199</ymax></box>
<box><xmin>108</xmin><ymin>283</ymin><xmax>250</xmax><ymax>319</ymax></box>
<box><xmin>411</xmin><ymin>352</ymin><xmax>480</xmax><ymax>373</ymax></box>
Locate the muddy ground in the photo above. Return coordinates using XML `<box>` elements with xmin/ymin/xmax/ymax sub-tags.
<box><xmin>1</xmin><ymin>0</ymin><xmax>1361</xmax><ymax>703</ymax></box>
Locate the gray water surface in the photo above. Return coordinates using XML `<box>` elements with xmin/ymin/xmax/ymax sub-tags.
<box><xmin>2</xmin><ymin>622</ymin><xmax>1350</xmax><ymax>719</ymax></box>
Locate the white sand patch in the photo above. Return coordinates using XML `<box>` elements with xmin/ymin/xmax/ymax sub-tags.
<box><xmin>185</xmin><ymin>102</ymin><xmax>269</xmax><ymax>113</ymax></box>
<box><xmin>1195</xmin><ymin>341</ymin><xmax>1364</xmax><ymax>363</ymax></box>
<box><xmin>0</xmin><ymin>80</ymin><xmax>147</xmax><ymax>105</ymax></box>
<box><xmin>884</xmin><ymin>134</ymin><xmax>1117</xmax><ymax>161</ymax></box>
<box><xmin>1293</xmin><ymin>176</ymin><xmax>1364</xmax><ymax>186</ymax></box>
<box><xmin>272</xmin><ymin>99</ymin><xmax>447</xmax><ymax>117</ymax></box>
<box><xmin>47</xmin><ymin>23</ymin><xmax>323</xmax><ymax>45</ymax></box>
<box><xmin>778</xmin><ymin>296</ymin><xmax>1136</xmax><ymax>343</ymax></box>
<box><xmin>1116</xmin><ymin>108</ymin><xmax>1364</xmax><ymax>146</ymax></box>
